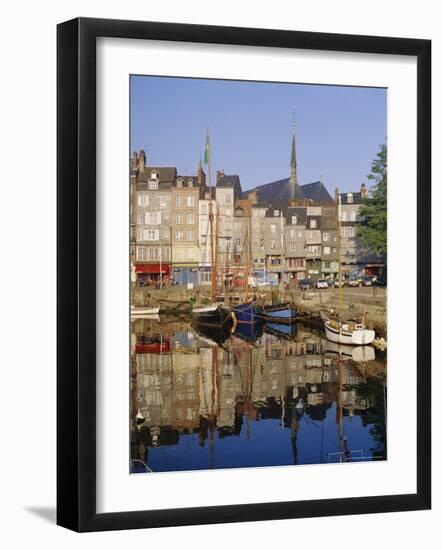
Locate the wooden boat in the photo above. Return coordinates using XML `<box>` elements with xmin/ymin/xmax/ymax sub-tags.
<box><xmin>192</xmin><ymin>133</ymin><xmax>231</xmax><ymax>328</ymax></box>
<box><xmin>131</xmin><ymin>305</ymin><xmax>160</xmax><ymax>317</ymax></box>
<box><xmin>232</xmin><ymin>301</ymin><xmax>263</xmax><ymax>324</ymax></box>
<box><xmin>192</xmin><ymin>304</ymin><xmax>232</xmax><ymax>326</ymax></box>
<box><xmin>322</xmin><ymin>312</ymin><xmax>375</xmax><ymax>346</ymax></box>
<box><xmin>322</xmin><ymin>191</ymin><xmax>375</xmax><ymax>346</ymax></box>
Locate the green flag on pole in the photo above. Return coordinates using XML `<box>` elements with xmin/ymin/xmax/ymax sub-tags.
<box><xmin>204</xmin><ymin>130</ymin><xmax>209</xmax><ymax>165</ymax></box>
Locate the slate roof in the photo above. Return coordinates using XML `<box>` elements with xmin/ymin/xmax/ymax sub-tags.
<box><xmin>286</xmin><ymin>206</ymin><xmax>307</xmax><ymax>225</ymax></box>
<box><xmin>264</xmin><ymin>199</ymin><xmax>290</xmax><ymax>218</ymax></box>
<box><xmin>173</xmin><ymin>175</ymin><xmax>199</xmax><ymax>188</ymax></box>
<box><xmin>244</xmin><ymin>177</ymin><xmax>333</xmax><ymax>204</ymax></box>
<box><xmin>136</xmin><ymin>166</ymin><xmax>177</xmax><ymax>183</ymax></box>
<box><xmin>216</xmin><ymin>174</ymin><xmax>241</xmax><ymax>188</ymax></box>
<box><xmin>340</xmin><ymin>191</ymin><xmax>363</xmax><ymax>205</ymax></box>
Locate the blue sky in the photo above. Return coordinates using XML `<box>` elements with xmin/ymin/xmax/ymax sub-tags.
<box><xmin>130</xmin><ymin>76</ymin><xmax>386</xmax><ymax>194</ymax></box>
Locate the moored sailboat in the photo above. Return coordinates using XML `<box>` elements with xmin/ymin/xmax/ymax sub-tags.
<box><xmin>192</xmin><ymin>130</ymin><xmax>232</xmax><ymax>328</ymax></box>
<box><xmin>323</xmin><ymin>190</ymin><xmax>375</xmax><ymax>346</ymax></box>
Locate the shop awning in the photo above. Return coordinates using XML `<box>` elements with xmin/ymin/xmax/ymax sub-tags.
<box><xmin>135</xmin><ymin>264</ymin><xmax>170</xmax><ymax>274</ymax></box>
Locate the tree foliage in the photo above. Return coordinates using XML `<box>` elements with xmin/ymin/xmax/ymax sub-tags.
<box><xmin>357</xmin><ymin>144</ymin><xmax>387</xmax><ymax>257</ymax></box>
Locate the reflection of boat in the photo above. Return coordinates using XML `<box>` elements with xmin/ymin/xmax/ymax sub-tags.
<box><xmin>193</xmin><ymin>322</ymin><xmax>232</xmax><ymax>345</ymax></box>
<box><xmin>232</xmin><ymin>319</ymin><xmax>264</xmax><ymax>342</ymax></box>
<box><xmin>262</xmin><ymin>303</ymin><xmax>297</xmax><ymax>323</ymax></box>
<box><xmin>232</xmin><ymin>302</ymin><xmax>263</xmax><ymax>324</ymax></box>
<box><xmin>265</xmin><ymin>322</ymin><xmax>297</xmax><ymax>339</ymax></box>
<box><xmin>323</xmin><ymin>313</ymin><xmax>375</xmax><ymax>346</ymax></box>
<box><xmin>322</xmin><ymin>339</ymin><xmax>375</xmax><ymax>362</ymax></box>
<box><xmin>136</xmin><ymin>335</ymin><xmax>170</xmax><ymax>354</ymax></box>
<box><xmin>131</xmin><ymin>305</ymin><xmax>160</xmax><ymax>317</ymax></box>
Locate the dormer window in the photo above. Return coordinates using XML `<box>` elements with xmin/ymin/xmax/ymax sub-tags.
<box><xmin>235</xmin><ymin>208</ymin><xmax>243</xmax><ymax>216</ymax></box>
<box><xmin>291</xmin><ymin>215</ymin><xmax>297</xmax><ymax>225</ymax></box>
<box><xmin>274</xmin><ymin>209</ymin><xmax>280</xmax><ymax>217</ymax></box>
<box><xmin>187</xmin><ymin>179</ymin><xmax>193</xmax><ymax>188</ymax></box>
<box><xmin>347</xmin><ymin>193</ymin><xmax>353</xmax><ymax>204</ymax></box>
<box><xmin>150</xmin><ymin>170</ymin><xmax>158</xmax><ymax>180</ymax></box>
<box><xmin>148</xmin><ymin>180</ymin><xmax>158</xmax><ymax>190</ymax></box>
<box><xmin>177</xmin><ymin>178</ymin><xmax>183</xmax><ymax>188</ymax></box>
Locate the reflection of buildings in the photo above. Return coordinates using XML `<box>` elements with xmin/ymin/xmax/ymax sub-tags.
<box><xmin>130</xmin><ymin>324</ymin><xmax>381</xmax><ymax>465</ymax></box>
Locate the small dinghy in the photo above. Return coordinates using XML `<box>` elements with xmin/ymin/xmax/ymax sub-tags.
<box><xmin>131</xmin><ymin>305</ymin><xmax>160</xmax><ymax>317</ymax></box>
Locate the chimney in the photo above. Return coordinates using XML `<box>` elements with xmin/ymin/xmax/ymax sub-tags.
<box><xmin>334</xmin><ymin>188</ymin><xmax>340</xmax><ymax>204</ymax></box>
<box><xmin>132</xmin><ymin>151</ymin><xmax>138</xmax><ymax>171</ymax></box>
<box><xmin>216</xmin><ymin>169</ymin><xmax>225</xmax><ymax>183</ymax></box>
<box><xmin>360</xmin><ymin>183</ymin><xmax>368</xmax><ymax>198</ymax></box>
<box><xmin>248</xmin><ymin>189</ymin><xmax>259</xmax><ymax>205</ymax></box>
<box><xmin>138</xmin><ymin>150</ymin><xmax>146</xmax><ymax>173</ymax></box>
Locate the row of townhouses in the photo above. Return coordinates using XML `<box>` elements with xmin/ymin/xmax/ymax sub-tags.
<box><xmin>130</xmin><ymin>126</ymin><xmax>384</xmax><ymax>287</ymax></box>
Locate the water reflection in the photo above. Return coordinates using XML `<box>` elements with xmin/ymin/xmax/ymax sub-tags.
<box><xmin>130</xmin><ymin>317</ymin><xmax>387</xmax><ymax>473</ymax></box>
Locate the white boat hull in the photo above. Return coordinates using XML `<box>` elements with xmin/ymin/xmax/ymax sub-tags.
<box><xmin>131</xmin><ymin>306</ymin><xmax>160</xmax><ymax>316</ymax></box>
<box><xmin>192</xmin><ymin>304</ymin><xmax>218</xmax><ymax>314</ymax></box>
<box><xmin>324</xmin><ymin>321</ymin><xmax>375</xmax><ymax>346</ymax></box>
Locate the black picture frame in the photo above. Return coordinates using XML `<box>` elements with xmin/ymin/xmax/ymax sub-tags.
<box><xmin>57</xmin><ymin>17</ymin><xmax>431</xmax><ymax>532</ymax></box>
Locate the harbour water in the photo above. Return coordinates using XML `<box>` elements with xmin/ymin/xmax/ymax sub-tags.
<box><xmin>130</xmin><ymin>317</ymin><xmax>387</xmax><ymax>474</ymax></box>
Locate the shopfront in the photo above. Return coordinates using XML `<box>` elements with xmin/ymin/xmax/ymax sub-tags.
<box><xmin>136</xmin><ymin>263</ymin><xmax>171</xmax><ymax>286</ymax></box>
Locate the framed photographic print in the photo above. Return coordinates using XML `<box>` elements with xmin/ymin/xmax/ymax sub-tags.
<box><xmin>57</xmin><ymin>18</ymin><xmax>431</xmax><ymax>532</ymax></box>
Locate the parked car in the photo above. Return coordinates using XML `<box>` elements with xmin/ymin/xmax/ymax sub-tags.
<box><xmin>316</xmin><ymin>278</ymin><xmax>329</xmax><ymax>289</ymax></box>
<box><xmin>360</xmin><ymin>275</ymin><xmax>374</xmax><ymax>286</ymax></box>
<box><xmin>333</xmin><ymin>278</ymin><xmax>346</xmax><ymax>288</ymax></box>
<box><xmin>376</xmin><ymin>275</ymin><xmax>387</xmax><ymax>287</ymax></box>
<box><xmin>347</xmin><ymin>276</ymin><xmax>362</xmax><ymax>287</ymax></box>
<box><xmin>298</xmin><ymin>278</ymin><xmax>313</xmax><ymax>291</ymax></box>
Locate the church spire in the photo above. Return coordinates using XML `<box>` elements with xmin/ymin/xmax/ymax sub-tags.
<box><xmin>289</xmin><ymin>110</ymin><xmax>298</xmax><ymax>199</ymax></box>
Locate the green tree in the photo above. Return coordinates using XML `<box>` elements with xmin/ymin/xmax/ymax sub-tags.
<box><xmin>357</xmin><ymin>144</ymin><xmax>387</xmax><ymax>257</ymax></box>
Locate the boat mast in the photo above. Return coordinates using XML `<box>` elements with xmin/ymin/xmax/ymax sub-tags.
<box><xmin>337</xmin><ymin>189</ymin><xmax>343</xmax><ymax>317</ymax></box>
<box><xmin>206</xmin><ymin>129</ymin><xmax>216</xmax><ymax>304</ymax></box>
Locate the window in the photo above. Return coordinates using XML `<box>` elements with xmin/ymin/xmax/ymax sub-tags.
<box><xmin>148</xmin><ymin>180</ymin><xmax>158</xmax><ymax>190</ymax></box>
<box><xmin>290</xmin><ymin>229</ymin><xmax>296</xmax><ymax>238</ymax></box>
<box><xmin>350</xmin><ymin>211</ymin><xmax>356</xmax><ymax>222</ymax></box>
<box><xmin>323</xmin><ymin>232</ymin><xmax>330</xmax><ymax>241</ymax></box>
<box><xmin>310</xmin><ymin>219</ymin><xmax>317</xmax><ymax>229</ymax></box>
<box><xmin>341</xmin><ymin>210</ymin><xmax>348</xmax><ymax>222</ymax></box>
<box><xmin>144</xmin><ymin>212</ymin><xmax>161</xmax><ymax>225</ymax></box>
<box><xmin>187</xmin><ymin>195</ymin><xmax>195</xmax><ymax>207</ymax></box>
<box><xmin>143</xmin><ymin>229</ymin><xmax>159</xmax><ymax>241</ymax></box>
<box><xmin>289</xmin><ymin>243</ymin><xmax>296</xmax><ymax>252</ymax></box>
<box><xmin>270</xmin><ymin>224</ymin><xmax>276</xmax><ymax>233</ymax></box>
<box><xmin>225</xmin><ymin>193</ymin><xmax>231</xmax><ymax>203</ymax></box>
<box><xmin>291</xmin><ymin>215</ymin><xmax>297</xmax><ymax>225</ymax></box>
<box><xmin>136</xmin><ymin>214</ymin><xmax>143</xmax><ymax>225</ymax></box>
<box><xmin>270</xmin><ymin>239</ymin><xmax>276</xmax><ymax>249</ymax></box>
<box><xmin>187</xmin><ymin>230</ymin><xmax>194</xmax><ymax>241</ymax></box>
<box><xmin>235</xmin><ymin>237</ymin><xmax>241</xmax><ymax>246</ymax></box>
<box><xmin>176</xmin><ymin>195</ymin><xmax>183</xmax><ymax>207</ymax></box>
<box><xmin>136</xmin><ymin>229</ymin><xmax>142</xmax><ymax>241</ymax></box>
<box><xmin>186</xmin><ymin>213</ymin><xmax>195</xmax><ymax>225</ymax></box>
<box><xmin>225</xmin><ymin>208</ymin><xmax>231</xmax><ymax>217</ymax></box>
<box><xmin>176</xmin><ymin>178</ymin><xmax>183</xmax><ymax>188</ymax></box>
<box><xmin>323</xmin><ymin>246</ymin><xmax>331</xmax><ymax>255</ymax></box>
<box><xmin>347</xmin><ymin>193</ymin><xmax>353</xmax><ymax>204</ymax></box>
<box><xmin>176</xmin><ymin>230</ymin><xmax>183</xmax><ymax>241</ymax></box>
<box><xmin>201</xmin><ymin>204</ymin><xmax>207</xmax><ymax>215</ymax></box>
<box><xmin>323</xmin><ymin>261</ymin><xmax>331</xmax><ymax>269</ymax></box>
<box><xmin>176</xmin><ymin>213</ymin><xmax>183</xmax><ymax>225</ymax></box>
<box><xmin>348</xmin><ymin>226</ymin><xmax>355</xmax><ymax>238</ymax></box>
<box><xmin>306</xmin><ymin>245</ymin><xmax>321</xmax><ymax>254</ymax></box>
<box><xmin>159</xmin><ymin>196</ymin><xmax>167</xmax><ymax>208</ymax></box>
<box><xmin>187</xmin><ymin>179</ymin><xmax>193</xmax><ymax>188</ymax></box>
<box><xmin>274</xmin><ymin>210</ymin><xmax>280</xmax><ymax>217</ymax></box>
<box><xmin>137</xmin><ymin>194</ymin><xmax>149</xmax><ymax>206</ymax></box>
